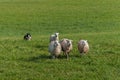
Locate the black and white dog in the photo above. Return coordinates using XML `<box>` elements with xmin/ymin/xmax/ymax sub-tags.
<box><xmin>24</xmin><ymin>33</ymin><xmax>31</xmax><ymax>40</ymax></box>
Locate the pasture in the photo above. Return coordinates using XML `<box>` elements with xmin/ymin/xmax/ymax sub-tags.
<box><xmin>0</xmin><ymin>0</ymin><xmax>120</xmax><ymax>80</ymax></box>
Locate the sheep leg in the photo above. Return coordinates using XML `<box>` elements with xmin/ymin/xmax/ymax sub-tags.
<box><xmin>80</xmin><ymin>52</ymin><xmax>84</xmax><ymax>56</ymax></box>
<box><xmin>63</xmin><ymin>52</ymin><xmax>65</xmax><ymax>55</ymax></box>
<box><xmin>66</xmin><ymin>53</ymin><xmax>69</xmax><ymax>59</ymax></box>
<box><xmin>52</xmin><ymin>55</ymin><xmax>56</xmax><ymax>59</ymax></box>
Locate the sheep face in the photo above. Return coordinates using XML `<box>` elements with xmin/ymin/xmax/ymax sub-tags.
<box><xmin>54</xmin><ymin>41</ymin><xmax>59</xmax><ymax>47</ymax></box>
<box><xmin>78</xmin><ymin>40</ymin><xmax>89</xmax><ymax>54</ymax></box>
<box><xmin>50</xmin><ymin>32</ymin><xmax>59</xmax><ymax>42</ymax></box>
<box><xmin>66</xmin><ymin>40</ymin><xmax>72</xmax><ymax>47</ymax></box>
<box><xmin>55</xmin><ymin>33</ymin><xmax>59</xmax><ymax>37</ymax></box>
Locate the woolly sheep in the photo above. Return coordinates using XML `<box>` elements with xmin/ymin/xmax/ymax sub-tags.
<box><xmin>24</xmin><ymin>33</ymin><xmax>31</xmax><ymax>40</ymax></box>
<box><xmin>78</xmin><ymin>40</ymin><xmax>89</xmax><ymax>54</ymax></box>
<box><xmin>50</xmin><ymin>33</ymin><xmax>59</xmax><ymax>42</ymax></box>
<box><xmin>48</xmin><ymin>40</ymin><xmax>61</xmax><ymax>58</ymax></box>
<box><xmin>60</xmin><ymin>39</ymin><xmax>73</xmax><ymax>59</ymax></box>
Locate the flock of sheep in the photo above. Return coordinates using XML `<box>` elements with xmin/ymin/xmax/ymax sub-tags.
<box><xmin>48</xmin><ymin>33</ymin><xmax>89</xmax><ymax>59</ymax></box>
<box><xmin>23</xmin><ymin>32</ymin><xmax>89</xmax><ymax>59</ymax></box>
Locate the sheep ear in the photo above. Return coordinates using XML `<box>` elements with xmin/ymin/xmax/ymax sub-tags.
<box><xmin>86</xmin><ymin>40</ymin><xmax>88</xmax><ymax>43</ymax></box>
<box><xmin>56</xmin><ymin>32</ymin><xmax>59</xmax><ymax>34</ymax></box>
<box><xmin>70</xmin><ymin>40</ymin><xmax>73</xmax><ymax>42</ymax></box>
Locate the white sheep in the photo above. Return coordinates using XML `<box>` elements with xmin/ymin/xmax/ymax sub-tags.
<box><xmin>50</xmin><ymin>33</ymin><xmax>59</xmax><ymax>42</ymax></box>
<box><xmin>48</xmin><ymin>40</ymin><xmax>61</xmax><ymax>58</ymax></box>
<box><xmin>60</xmin><ymin>39</ymin><xmax>73</xmax><ymax>59</ymax></box>
<box><xmin>78</xmin><ymin>40</ymin><xmax>89</xmax><ymax>54</ymax></box>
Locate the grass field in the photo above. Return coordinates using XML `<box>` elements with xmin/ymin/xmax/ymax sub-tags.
<box><xmin>0</xmin><ymin>0</ymin><xmax>120</xmax><ymax>80</ymax></box>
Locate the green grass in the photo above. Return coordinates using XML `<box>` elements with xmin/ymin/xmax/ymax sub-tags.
<box><xmin>0</xmin><ymin>0</ymin><xmax>120</xmax><ymax>80</ymax></box>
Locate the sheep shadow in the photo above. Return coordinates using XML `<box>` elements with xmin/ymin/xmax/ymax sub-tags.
<box><xmin>20</xmin><ymin>52</ymin><xmax>83</xmax><ymax>62</ymax></box>
<box><xmin>28</xmin><ymin>54</ymin><xmax>72</xmax><ymax>61</ymax></box>
<box><xmin>27</xmin><ymin>54</ymin><xmax>51</xmax><ymax>62</ymax></box>
<box><xmin>26</xmin><ymin>55</ymin><xmax>70</xmax><ymax>62</ymax></box>
<box><xmin>19</xmin><ymin>54</ymin><xmax>83</xmax><ymax>63</ymax></box>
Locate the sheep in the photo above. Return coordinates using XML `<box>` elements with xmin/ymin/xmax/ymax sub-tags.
<box><xmin>24</xmin><ymin>33</ymin><xmax>31</xmax><ymax>40</ymax></box>
<box><xmin>60</xmin><ymin>39</ymin><xmax>73</xmax><ymax>59</ymax></box>
<box><xmin>78</xmin><ymin>40</ymin><xmax>89</xmax><ymax>55</ymax></box>
<box><xmin>50</xmin><ymin>33</ymin><xmax>59</xmax><ymax>42</ymax></box>
<box><xmin>48</xmin><ymin>40</ymin><xmax>61</xmax><ymax>59</ymax></box>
